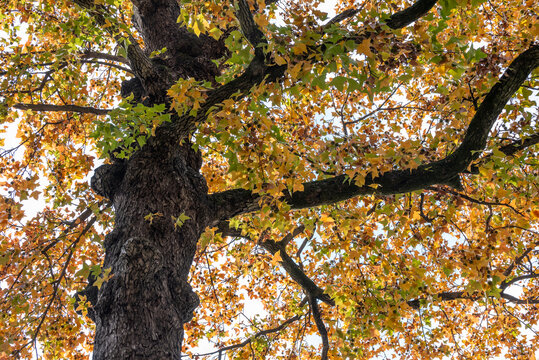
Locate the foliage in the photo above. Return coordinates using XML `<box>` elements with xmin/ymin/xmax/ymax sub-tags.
<box><xmin>0</xmin><ymin>0</ymin><xmax>538</xmax><ymax>359</ymax></box>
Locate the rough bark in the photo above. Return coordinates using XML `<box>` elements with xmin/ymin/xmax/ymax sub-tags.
<box><xmin>81</xmin><ymin>1</ymin><xmax>218</xmax><ymax>358</ymax></box>
<box><xmin>91</xmin><ymin>143</ymin><xmax>211</xmax><ymax>359</ymax></box>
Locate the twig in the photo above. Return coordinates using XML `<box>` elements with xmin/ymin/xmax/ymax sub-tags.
<box><xmin>13</xmin><ymin>103</ymin><xmax>112</xmax><ymax>115</ymax></box>
<box><xmin>185</xmin><ymin>314</ymin><xmax>302</xmax><ymax>357</ymax></box>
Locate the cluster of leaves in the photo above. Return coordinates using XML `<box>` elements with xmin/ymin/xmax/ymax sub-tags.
<box><xmin>91</xmin><ymin>101</ymin><xmax>171</xmax><ymax>159</ymax></box>
<box><xmin>0</xmin><ymin>0</ymin><xmax>538</xmax><ymax>359</ymax></box>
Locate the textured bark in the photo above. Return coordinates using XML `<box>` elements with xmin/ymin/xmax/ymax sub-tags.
<box><xmin>85</xmin><ymin>1</ymin><xmax>218</xmax><ymax>358</ymax></box>
<box><xmin>92</xmin><ymin>143</ymin><xmax>211</xmax><ymax>359</ymax></box>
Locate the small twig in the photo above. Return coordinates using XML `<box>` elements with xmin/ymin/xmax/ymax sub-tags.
<box><xmin>41</xmin><ymin>200</ymin><xmax>107</xmax><ymax>253</ymax></box>
<box><xmin>344</xmin><ymin>84</ymin><xmax>402</xmax><ymax>125</ymax></box>
<box><xmin>185</xmin><ymin>314</ymin><xmax>303</xmax><ymax>357</ymax></box>
<box><xmin>427</xmin><ymin>186</ymin><xmax>525</xmax><ymax>217</ymax></box>
<box><xmin>419</xmin><ymin>193</ymin><xmax>435</xmax><ymax>222</ymax></box>
<box><xmin>13</xmin><ymin>217</ymin><xmax>97</xmax><ymax>358</ymax></box>
<box><xmin>13</xmin><ymin>103</ymin><xmax>112</xmax><ymax>115</ymax></box>
<box><xmin>503</xmin><ymin>246</ymin><xmax>537</xmax><ymax>277</ymax></box>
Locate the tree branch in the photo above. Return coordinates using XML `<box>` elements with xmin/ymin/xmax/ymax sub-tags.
<box><xmin>498</xmin><ymin>133</ymin><xmax>539</xmax><ymax>156</ymax></box>
<box><xmin>386</xmin><ymin>0</ymin><xmax>438</xmax><ymax>29</ymax></box>
<box><xmin>308</xmin><ymin>295</ymin><xmax>329</xmax><ymax>360</ymax></box>
<box><xmin>81</xmin><ymin>50</ymin><xmax>130</xmax><ymax>65</ymax></box>
<box><xmin>209</xmin><ymin>44</ymin><xmax>539</xmax><ymax>222</ymax></box>
<box><xmin>216</xmin><ymin>223</ymin><xmax>334</xmax><ymax>306</ymax></box>
<box><xmin>235</xmin><ymin>0</ymin><xmax>266</xmax><ymax>50</ymax></box>
<box><xmin>258</xmin><ymin>228</ymin><xmax>335</xmax><ymax>306</ymax></box>
<box><xmin>187</xmin><ymin>314</ymin><xmax>302</xmax><ymax>357</ymax></box>
<box><xmin>500</xmin><ymin>292</ymin><xmax>539</xmax><ymax>305</ymax></box>
<box><xmin>426</xmin><ymin>186</ymin><xmax>526</xmax><ymax>217</ymax></box>
<box><xmin>13</xmin><ymin>103</ymin><xmax>112</xmax><ymax>115</ymax></box>
<box><xmin>322</xmin><ymin>8</ymin><xmax>360</xmax><ymax>30</ymax></box>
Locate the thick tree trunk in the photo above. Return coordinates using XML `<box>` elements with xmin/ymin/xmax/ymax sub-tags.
<box><xmin>91</xmin><ymin>144</ymin><xmax>211</xmax><ymax>359</ymax></box>
<box><xmin>84</xmin><ymin>1</ymin><xmax>224</xmax><ymax>357</ymax></box>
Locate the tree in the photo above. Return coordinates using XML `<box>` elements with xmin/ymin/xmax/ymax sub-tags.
<box><xmin>0</xmin><ymin>0</ymin><xmax>538</xmax><ymax>358</ymax></box>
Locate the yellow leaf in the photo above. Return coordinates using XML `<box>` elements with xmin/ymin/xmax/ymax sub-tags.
<box><xmin>289</xmin><ymin>62</ymin><xmax>302</xmax><ymax>79</ymax></box>
<box><xmin>292</xmin><ymin>43</ymin><xmax>307</xmax><ymax>55</ymax></box>
<box><xmin>193</xmin><ymin>20</ymin><xmax>201</xmax><ymax>36</ymax></box>
<box><xmin>356</xmin><ymin>39</ymin><xmax>373</xmax><ymax>57</ymax></box>
<box><xmin>255</xmin><ymin>14</ymin><xmax>269</xmax><ymax>28</ymax></box>
<box><xmin>271</xmin><ymin>250</ymin><xmax>282</xmax><ymax>266</ymax></box>
<box><xmin>292</xmin><ymin>181</ymin><xmax>304</xmax><ymax>193</ymax></box>
<box><xmin>320</xmin><ymin>213</ymin><xmax>334</xmax><ymax>224</ymax></box>
<box><xmin>274</xmin><ymin>54</ymin><xmax>287</xmax><ymax>65</ymax></box>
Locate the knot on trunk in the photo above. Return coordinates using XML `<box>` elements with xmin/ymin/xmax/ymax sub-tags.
<box><xmin>91</xmin><ymin>162</ymin><xmax>126</xmax><ymax>200</ymax></box>
<box><xmin>119</xmin><ymin>237</ymin><xmax>163</xmax><ymax>275</ymax></box>
<box><xmin>169</xmin><ymin>277</ymin><xmax>200</xmax><ymax>324</ymax></box>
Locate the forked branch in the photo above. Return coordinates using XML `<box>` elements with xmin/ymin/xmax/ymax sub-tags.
<box><xmin>209</xmin><ymin>44</ymin><xmax>539</xmax><ymax>221</ymax></box>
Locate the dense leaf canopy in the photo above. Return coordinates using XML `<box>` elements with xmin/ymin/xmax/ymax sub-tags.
<box><xmin>0</xmin><ymin>0</ymin><xmax>538</xmax><ymax>359</ymax></box>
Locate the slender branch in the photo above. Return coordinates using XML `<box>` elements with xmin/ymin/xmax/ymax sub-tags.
<box><xmin>344</xmin><ymin>84</ymin><xmax>402</xmax><ymax>125</ymax></box>
<box><xmin>498</xmin><ymin>133</ymin><xmax>539</xmax><ymax>156</ymax></box>
<box><xmin>80</xmin><ymin>59</ymin><xmax>134</xmax><ymax>74</ymax></box>
<box><xmin>407</xmin><ymin>291</ymin><xmax>475</xmax><ymax>309</ymax></box>
<box><xmin>186</xmin><ymin>314</ymin><xmax>302</xmax><ymax>357</ymax></box>
<box><xmin>308</xmin><ymin>295</ymin><xmax>329</xmax><ymax>360</ymax></box>
<box><xmin>408</xmin><ymin>282</ymin><xmax>539</xmax><ymax>309</ymax></box>
<box><xmin>81</xmin><ymin>50</ymin><xmax>130</xmax><ymax>65</ymax></box>
<box><xmin>13</xmin><ymin>103</ymin><xmax>112</xmax><ymax>115</ymax></box>
<box><xmin>503</xmin><ymin>247</ymin><xmax>537</xmax><ymax>278</ymax></box>
<box><xmin>41</xmin><ymin>200</ymin><xmax>107</xmax><ymax>253</ymax></box>
<box><xmin>13</xmin><ymin>217</ymin><xmax>96</xmax><ymax>358</ymax></box>
<box><xmin>500</xmin><ymin>273</ymin><xmax>539</xmax><ymax>290</ymax></box>
<box><xmin>218</xmin><ymin>223</ymin><xmax>335</xmax><ymax>306</ymax></box>
<box><xmin>500</xmin><ymin>293</ymin><xmax>539</xmax><ymax>304</ymax></box>
<box><xmin>322</xmin><ymin>8</ymin><xmax>360</xmax><ymax>30</ymax></box>
<box><xmin>259</xmin><ymin>229</ymin><xmax>335</xmax><ymax>306</ymax></box>
<box><xmin>426</xmin><ymin>186</ymin><xmax>526</xmax><ymax>217</ymax></box>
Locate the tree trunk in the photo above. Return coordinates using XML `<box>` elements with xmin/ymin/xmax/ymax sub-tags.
<box><xmin>92</xmin><ymin>143</ymin><xmax>210</xmax><ymax>359</ymax></box>
<box><xmin>85</xmin><ymin>1</ymin><xmax>226</xmax><ymax>357</ymax></box>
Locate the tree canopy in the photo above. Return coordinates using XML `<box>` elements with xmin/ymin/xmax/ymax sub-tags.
<box><xmin>0</xmin><ymin>0</ymin><xmax>538</xmax><ymax>359</ymax></box>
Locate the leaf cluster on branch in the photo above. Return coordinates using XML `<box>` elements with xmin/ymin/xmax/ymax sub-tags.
<box><xmin>0</xmin><ymin>0</ymin><xmax>538</xmax><ymax>359</ymax></box>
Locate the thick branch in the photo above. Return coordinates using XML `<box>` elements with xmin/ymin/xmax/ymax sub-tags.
<box><xmin>209</xmin><ymin>44</ymin><xmax>539</xmax><ymax>221</ymax></box>
<box><xmin>386</xmin><ymin>0</ymin><xmax>438</xmax><ymax>29</ymax></box>
<box><xmin>235</xmin><ymin>0</ymin><xmax>266</xmax><ymax>49</ymax></box>
<box><xmin>13</xmin><ymin>103</ymin><xmax>111</xmax><ymax>115</ymax></box>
